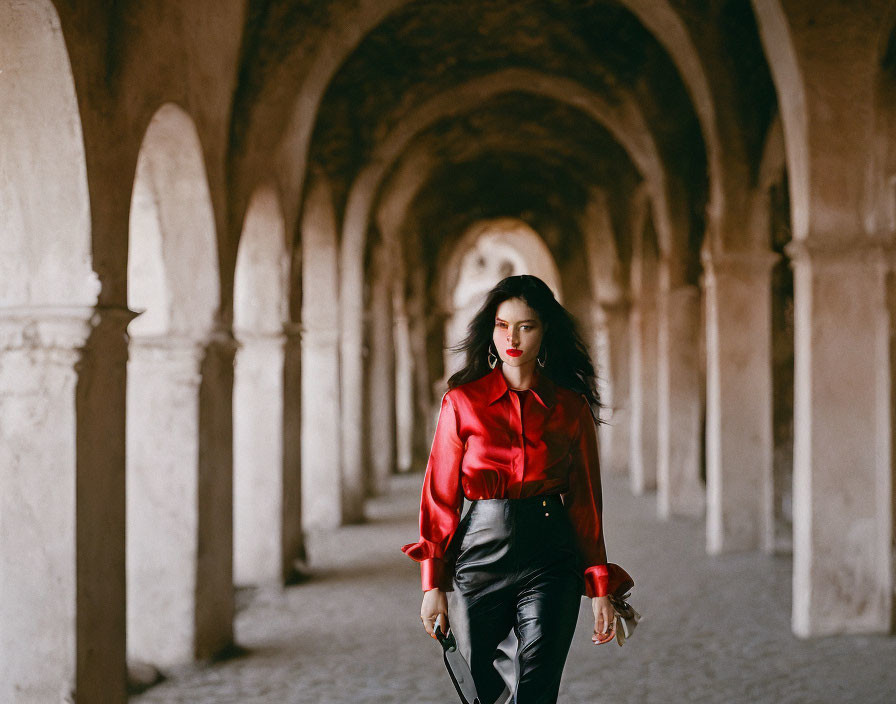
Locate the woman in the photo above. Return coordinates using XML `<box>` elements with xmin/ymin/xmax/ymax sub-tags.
<box><xmin>402</xmin><ymin>274</ymin><xmax>633</xmax><ymax>704</ymax></box>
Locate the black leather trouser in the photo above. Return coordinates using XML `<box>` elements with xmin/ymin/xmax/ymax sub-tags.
<box><xmin>445</xmin><ymin>494</ymin><xmax>584</xmax><ymax>704</ymax></box>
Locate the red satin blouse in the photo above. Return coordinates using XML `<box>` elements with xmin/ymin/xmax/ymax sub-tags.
<box><xmin>402</xmin><ymin>365</ymin><xmax>627</xmax><ymax>599</ymax></box>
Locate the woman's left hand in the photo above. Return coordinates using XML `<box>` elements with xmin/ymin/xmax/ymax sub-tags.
<box><xmin>591</xmin><ymin>595</ymin><xmax>615</xmax><ymax>644</ymax></box>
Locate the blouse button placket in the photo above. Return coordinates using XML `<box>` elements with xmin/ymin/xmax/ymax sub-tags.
<box><xmin>511</xmin><ymin>391</ymin><xmax>526</xmax><ymax>497</ymax></box>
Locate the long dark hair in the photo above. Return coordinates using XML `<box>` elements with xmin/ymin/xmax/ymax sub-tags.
<box><xmin>447</xmin><ymin>275</ymin><xmax>602</xmax><ymax>420</ymax></box>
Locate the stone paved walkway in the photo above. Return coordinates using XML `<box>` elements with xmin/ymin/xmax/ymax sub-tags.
<box><xmin>134</xmin><ymin>472</ymin><xmax>896</xmax><ymax>704</ymax></box>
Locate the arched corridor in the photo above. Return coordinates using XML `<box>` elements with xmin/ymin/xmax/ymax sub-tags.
<box><xmin>1</xmin><ymin>1</ymin><xmax>895</xmax><ymax>701</ymax></box>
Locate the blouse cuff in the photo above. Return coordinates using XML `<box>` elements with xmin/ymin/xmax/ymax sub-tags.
<box><xmin>584</xmin><ymin>564</ymin><xmax>610</xmax><ymax>598</ymax></box>
<box><xmin>584</xmin><ymin>563</ymin><xmax>635</xmax><ymax>599</ymax></box>
<box><xmin>401</xmin><ymin>539</ymin><xmax>440</xmax><ymax>562</ymax></box>
<box><xmin>421</xmin><ymin>558</ymin><xmax>446</xmax><ymax>592</ymax></box>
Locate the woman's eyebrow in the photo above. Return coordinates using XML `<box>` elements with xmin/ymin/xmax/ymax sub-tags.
<box><xmin>495</xmin><ymin>317</ymin><xmax>538</xmax><ymax>324</ymax></box>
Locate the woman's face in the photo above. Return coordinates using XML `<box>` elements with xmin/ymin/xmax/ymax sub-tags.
<box><xmin>493</xmin><ymin>297</ymin><xmax>545</xmax><ymax>369</ymax></box>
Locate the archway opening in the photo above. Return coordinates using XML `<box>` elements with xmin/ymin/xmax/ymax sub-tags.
<box><xmin>441</xmin><ymin>218</ymin><xmax>563</xmax><ymax>382</ymax></box>
<box><xmin>232</xmin><ymin>184</ymin><xmax>291</xmax><ymax>586</ymax></box>
<box><xmin>126</xmin><ymin>103</ymin><xmax>220</xmax><ymax>666</ymax></box>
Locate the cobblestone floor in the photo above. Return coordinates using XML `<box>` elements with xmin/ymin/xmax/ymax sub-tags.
<box><xmin>134</xmin><ymin>472</ymin><xmax>896</xmax><ymax>704</ymax></box>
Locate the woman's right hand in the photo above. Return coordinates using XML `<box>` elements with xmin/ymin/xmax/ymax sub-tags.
<box><xmin>421</xmin><ymin>587</ymin><xmax>449</xmax><ymax>638</ymax></box>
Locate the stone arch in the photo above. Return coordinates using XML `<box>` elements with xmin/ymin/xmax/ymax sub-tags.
<box><xmin>338</xmin><ymin>75</ymin><xmax>650</xmax><ymax>525</ymax></box>
<box><xmin>234</xmin><ymin>185</ymin><xmax>289</xmax><ymax>335</ymax></box>
<box><xmin>259</xmin><ymin>0</ymin><xmax>410</xmax><ymax>232</ymax></box>
<box><xmin>438</xmin><ymin>218</ymin><xmax>564</xmax><ymax>380</ymax></box>
<box><xmin>271</xmin><ymin>0</ymin><xmax>722</xmax><ymax>245</ymax></box>
<box><xmin>232</xmin><ymin>184</ymin><xmax>293</xmax><ymax>586</ymax></box>
<box><xmin>873</xmin><ymin>23</ymin><xmax>896</xmax><ymax>236</ymax></box>
<box><xmin>750</xmin><ymin>0</ymin><xmax>810</xmax><ymax>241</ymax></box>
<box><xmin>372</xmin><ymin>107</ymin><xmax>657</xmax><ymax>494</ymax></box>
<box><xmin>128</xmin><ymin>104</ymin><xmax>219</xmax><ymax>337</ymax></box>
<box><xmin>126</xmin><ymin>102</ymin><xmax>222</xmax><ymax>666</ymax></box>
<box><xmin>0</xmin><ymin>0</ymin><xmax>97</xmax><ymax>308</ymax></box>
<box><xmin>441</xmin><ymin>218</ymin><xmax>564</xmax><ymax>306</ymax></box>
<box><xmin>350</xmin><ymin>71</ymin><xmax>683</xmax><ymax>328</ymax></box>
<box><xmin>334</xmin><ymin>73</ymin><xmax>680</xmax><ymax>508</ymax></box>
<box><xmin>616</xmin><ymin>0</ymin><xmax>726</xmax><ymax>227</ymax></box>
<box><xmin>0</xmin><ymin>1</ymin><xmax>99</xmax><ymax>698</ymax></box>
<box><xmin>747</xmin><ymin>114</ymin><xmax>787</xmax><ymax>248</ymax></box>
<box><xmin>346</xmin><ymin>68</ymin><xmax>675</xmax><ymax>259</ymax></box>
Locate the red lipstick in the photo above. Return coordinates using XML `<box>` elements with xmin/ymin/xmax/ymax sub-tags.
<box><xmin>506</xmin><ymin>349</ymin><xmax>523</xmax><ymax>357</ymax></box>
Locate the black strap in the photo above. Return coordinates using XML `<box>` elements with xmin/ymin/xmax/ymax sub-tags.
<box><xmin>435</xmin><ymin>626</ymin><xmax>481</xmax><ymax>704</ymax></box>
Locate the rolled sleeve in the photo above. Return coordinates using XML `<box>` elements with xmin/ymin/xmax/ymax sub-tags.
<box><xmin>565</xmin><ymin>397</ymin><xmax>610</xmax><ymax>597</ymax></box>
<box><xmin>400</xmin><ymin>392</ymin><xmax>464</xmax><ymax>591</ymax></box>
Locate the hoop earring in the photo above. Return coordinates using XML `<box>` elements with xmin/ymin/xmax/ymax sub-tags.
<box><xmin>487</xmin><ymin>343</ymin><xmax>498</xmax><ymax>369</ymax></box>
<box><xmin>537</xmin><ymin>347</ymin><xmax>547</xmax><ymax>368</ymax></box>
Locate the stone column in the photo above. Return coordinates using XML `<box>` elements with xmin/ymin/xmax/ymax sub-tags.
<box><xmin>590</xmin><ymin>306</ymin><xmax>612</xmax><ymax>426</ymax></box>
<box><xmin>405</xmin><ymin>267</ymin><xmax>437</xmax><ymax>465</ymax></box>
<box><xmin>0</xmin><ymin>308</ymin><xmax>92</xmax><ymax>702</ymax></box>
<box><xmin>281</xmin><ymin>323</ymin><xmax>307</xmax><ymax>579</ymax></box>
<box><xmin>233</xmin><ymin>332</ymin><xmax>286</xmax><ymax>585</ymax></box>
<box><xmin>657</xmin><ymin>265</ymin><xmax>705</xmax><ymax>519</ymax></box>
<box><xmin>300</xmin><ymin>173</ymin><xmax>345</xmax><ymax>530</ymax></box>
<box><xmin>77</xmin><ymin>307</ymin><xmax>133</xmax><ymax>703</ymax></box>
<box><xmin>703</xmin><ymin>251</ymin><xmax>778</xmax><ymax>553</ymax></box>
<box><xmin>787</xmin><ymin>240</ymin><xmax>893</xmax><ymax>637</ymax></box>
<box><xmin>599</xmin><ymin>301</ymin><xmax>632</xmax><ymax>477</ymax></box>
<box><xmin>366</xmin><ymin>243</ymin><xmax>396</xmax><ymax>495</ymax></box>
<box><xmin>340</xmin><ymin>275</ymin><xmax>366</xmax><ymax>524</ymax></box>
<box><xmin>300</xmin><ymin>324</ymin><xmax>343</xmax><ymax>530</ymax></box>
<box><xmin>195</xmin><ymin>331</ymin><xmax>237</xmax><ymax>660</ymax></box>
<box><xmin>126</xmin><ymin>336</ymin><xmax>205</xmax><ymax>666</ymax></box>
<box><xmin>393</xmin><ymin>299</ymin><xmax>415</xmax><ymax>474</ymax></box>
<box><xmin>629</xmin><ymin>264</ymin><xmax>659</xmax><ymax>495</ymax></box>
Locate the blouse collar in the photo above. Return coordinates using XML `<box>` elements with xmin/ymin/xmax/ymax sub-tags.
<box><xmin>484</xmin><ymin>365</ymin><xmax>557</xmax><ymax>408</ymax></box>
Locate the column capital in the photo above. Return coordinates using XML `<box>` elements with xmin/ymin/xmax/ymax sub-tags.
<box><xmin>0</xmin><ymin>305</ymin><xmax>97</xmax><ymax>352</ymax></box>
<box><xmin>233</xmin><ymin>328</ymin><xmax>287</xmax><ymax>345</ymax></box>
<box><xmin>426</xmin><ymin>307</ymin><xmax>453</xmax><ymax>328</ymax></box>
<box><xmin>127</xmin><ymin>336</ymin><xmax>206</xmax><ymax>390</ymax></box>
<box><xmin>701</xmin><ymin>249</ymin><xmax>781</xmax><ymax>273</ymax></box>
<box><xmin>282</xmin><ymin>321</ymin><xmax>303</xmax><ymax>339</ymax></box>
<box><xmin>299</xmin><ymin>324</ymin><xmax>339</xmax><ymax>346</ymax></box>
<box><xmin>128</xmin><ymin>334</ymin><xmax>206</xmax><ymax>361</ymax></box>
<box><xmin>784</xmin><ymin>238</ymin><xmax>892</xmax><ymax>268</ymax></box>
<box><xmin>599</xmin><ymin>298</ymin><xmax>633</xmax><ymax>315</ymax></box>
<box><xmin>207</xmin><ymin>325</ymin><xmax>239</xmax><ymax>352</ymax></box>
